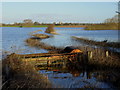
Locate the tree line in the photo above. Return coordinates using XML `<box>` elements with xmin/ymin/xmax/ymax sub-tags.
<box><xmin>1</xmin><ymin>14</ymin><xmax>119</xmax><ymax>27</ymax></box>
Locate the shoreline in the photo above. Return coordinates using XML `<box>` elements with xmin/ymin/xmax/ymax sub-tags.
<box><xmin>1</xmin><ymin>26</ymin><xmax>119</xmax><ymax>31</ymax></box>
<box><xmin>72</xmin><ymin>36</ymin><xmax>120</xmax><ymax>49</ymax></box>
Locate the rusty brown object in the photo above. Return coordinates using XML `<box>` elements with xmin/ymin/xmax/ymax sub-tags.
<box><xmin>70</xmin><ymin>49</ymin><xmax>83</xmax><ymax>53</ymax></box>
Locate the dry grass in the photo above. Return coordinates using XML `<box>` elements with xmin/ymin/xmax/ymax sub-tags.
<box><xmin>2</xmin><ymin>53</ymin><xmax>52</xmax><ymax>89</ymax></box>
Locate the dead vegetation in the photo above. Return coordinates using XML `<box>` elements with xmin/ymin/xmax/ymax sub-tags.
<box><xmin>2</xmin><ymin>53</ymin><xmax>52</xmax><ymax>89</ymax></box>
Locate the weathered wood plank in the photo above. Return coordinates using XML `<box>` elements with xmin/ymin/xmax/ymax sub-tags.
<box><xmin>8</xmin><ymin>52</ymin><xmax>85</xmax><ymax>66</ymax></box>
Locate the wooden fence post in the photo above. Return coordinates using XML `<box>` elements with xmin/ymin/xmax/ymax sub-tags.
<box><xmin>106</xmin><ymin>51</ymin><xmax>109</xmax><ymax>57</ymax></box>
<box><xmin>88</xmin><ymin>51</ymin><xmax>93</xmax><ymax>60</ymax></box>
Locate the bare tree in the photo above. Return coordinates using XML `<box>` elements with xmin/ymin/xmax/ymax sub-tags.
<box><xmin>104</xmin><ymin>15</ymin><xmax>119</xmax><ymax>23</ymax></box>
<box><xmin>34</xmin><ymin>22</ymin><xmax>40</xmax><ymax>25</ymax></box>
<box><xmin>23</xmin><ymin>19</ymin><xmax>33</xmax><ymax>27</ymax></box>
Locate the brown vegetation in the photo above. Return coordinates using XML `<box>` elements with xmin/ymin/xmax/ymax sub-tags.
<box><xmin>2</xmin><ymin>53</ymin><xmax>51</xmax><ymax>89</ymax></box>
<box><xmin>45</xmin><ymin>24</ymin><xmax>57</xmax><ymax>34</ymax></box>
<box><xmin>71</xmin><ymin>36</ymin><xmax>120</xmax><ymax>68</ymax></box>
<box><xmin>74</xmin><ymin>45</ymin><xmax>120</xmax><ymax>69</ymax></box>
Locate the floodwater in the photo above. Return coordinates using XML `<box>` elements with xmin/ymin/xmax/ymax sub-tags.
<box><xmin>2</xmin><ymin>27</ymin><xmax>119</xmax><ymax>53</ymax></box>
<box><xmin>55</xmin><ymin>27</ymin><xmax>119</xmax><ymax>42</ymax></box>
<box><xmin>1</xmin><ymin>27</ymin><xmax>119</xmax><ymax>88</ymax></box>
<box><xmin>38</xmin><ymin>67</ymin><xmax>116</xmax><ymax>88</ymax></box>
<box><xmin>2</xmin><ymin>27</ymin><xmax>48</xmax><ymax>54</ymax></box>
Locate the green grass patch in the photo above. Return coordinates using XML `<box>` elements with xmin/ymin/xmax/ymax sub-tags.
<box><xmin>1</xmin><ymin>25</ymin><xmax>48</xmax><ymax>27</ymax></box>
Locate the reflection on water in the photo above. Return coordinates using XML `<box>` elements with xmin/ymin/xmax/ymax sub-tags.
<box><xmin>38</xmin><ymin>66</ymin><xmax>116</xmax><ymax>88</ymax></box>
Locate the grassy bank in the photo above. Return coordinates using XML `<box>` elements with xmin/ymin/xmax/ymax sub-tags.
<box><xmin>85</xmin><ymin>23</ymin><xmax>119</xmax><ymax>30</ymax></box>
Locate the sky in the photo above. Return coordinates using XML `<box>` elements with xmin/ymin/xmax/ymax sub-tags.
<box><xmin>1</xmin><ymin>2</ymin><xmax>118</xmax><ymax>24</ymax></box>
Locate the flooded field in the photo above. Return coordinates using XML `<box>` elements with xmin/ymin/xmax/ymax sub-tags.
<box><xmin>1</xmin><ymin>27</ymin><xmax>120</xmax><ymax>88</ymax></box>
<box><xmin>2</xmin><ymin>27</ymin><xmax>119</xmax><ymax>53</ymax></box>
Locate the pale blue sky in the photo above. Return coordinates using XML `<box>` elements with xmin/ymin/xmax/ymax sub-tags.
<box><xmin>2</xmin><ymin>2</ymin><xmax>118</xmax><ymax>23</ymax></box>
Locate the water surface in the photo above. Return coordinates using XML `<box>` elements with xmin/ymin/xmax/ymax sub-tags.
<box><xmin>1</xmin><ymin>27</ymin><xmax>119</xmax><ymax>54</ymax></box>
<box><xmin>38</xmin><ymin>67</ymin><xmax>116</xmax><ymax>88</ymax></box>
